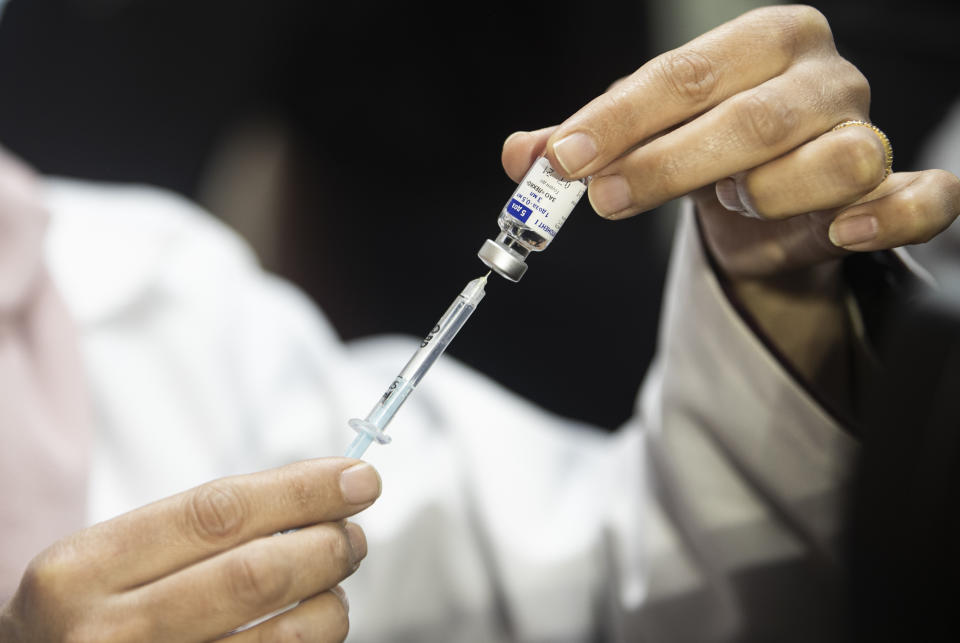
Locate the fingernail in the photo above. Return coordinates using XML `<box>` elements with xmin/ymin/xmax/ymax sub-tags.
<box><xmin>331</xmin><ymin>585</ymin><xmax>350</xmax><ymax>613</ymax></box>
<box><xmin>345</xmin><ymin>521</ymin><xmax>368</xmax><ymax>565</ymax></box>
<box><xmin>553</xmin><ymin>132</ymin><xmax>598</xmax><ymax>176</ymax></box>
<box><xmin>588</xmin><ymin>175</ymin><xmax>632</xmax><ymax>217</ymax></box>
<box><xmin>715</xmin><ymin>178</ymin><xmax>763</xmax><ymax>218</ymax></box>
<box><xmin>715</xmin><ymin>178</ymin><xmax>744</xmax><ymax>211</ymax></box>
<box><xmin>340</xmin><ymin>463</ymin><xmax>381</xmax><ymax>505</ymax></box>
<box><xmin>829</xmin><ymin>215</ymin><xmax>878</xmax><ymax>247</ymax></box>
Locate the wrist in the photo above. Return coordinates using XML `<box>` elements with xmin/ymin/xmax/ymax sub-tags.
<box><xmin>693</xmin><ymin>200</ymin><xmax>857</xmax><ymax>424</ymax></box>
<box><xmin>729</xmin><ymin>263</ymin><xmax>850</xmax><ymax>391</ymax></box>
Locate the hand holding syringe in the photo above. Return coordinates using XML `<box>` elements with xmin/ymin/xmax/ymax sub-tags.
<box><xmin>344</xmin><ymin>157</ymin><xmax>586</xmax><ymax>458</ymax></box>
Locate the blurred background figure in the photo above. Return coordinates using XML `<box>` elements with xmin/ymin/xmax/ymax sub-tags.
<box><xmin>0</xmin><ymin>0</ymin><xmax>957</xmax><ymax>430</ymax></box>
<box><xmin>0</xmin><ymin>0</ymin><xmax>669</xmax><ymax>432</ymax></box>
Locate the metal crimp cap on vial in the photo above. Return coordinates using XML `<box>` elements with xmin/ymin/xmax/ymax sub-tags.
<box><xmin>478</xmin><ymin>238</ymin><xmax>528</xmax><ymax>282</ymax></box>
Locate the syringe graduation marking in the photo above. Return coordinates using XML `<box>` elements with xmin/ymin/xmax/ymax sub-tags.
<box><xmin>343</xmin><ymin>274</ymin><xmax>489</xmax><ymax>458</ymax></box>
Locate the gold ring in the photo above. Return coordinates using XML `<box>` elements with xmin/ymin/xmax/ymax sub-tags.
<box><xmin>831</xmin><ymin>119</ymin><xmax>893</xmax><ymax>178</ymax></box>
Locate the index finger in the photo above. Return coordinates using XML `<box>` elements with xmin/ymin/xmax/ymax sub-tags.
<box><xmin>543</xmin><ymin>5</ymin><xmax>833</xmax><ymax>179</ymax></box>
<box><xmin>66</xmin><ymin>458</ymin><xmax>381</xmax><ymax>591</ymax></box>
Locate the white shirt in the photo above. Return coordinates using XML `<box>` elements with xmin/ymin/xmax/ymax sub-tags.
<box><xmin>43</xmin><ymin>178</ymin><xmax>856</xmax><ymax>642</ymax></box>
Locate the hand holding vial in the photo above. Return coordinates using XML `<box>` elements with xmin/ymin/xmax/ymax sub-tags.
<box><xmin>501</xmin><ymin>4</ymin><xmax>960</xmax><ymax>407</ymax></box>
<box><xmin>501</xmin><ymin>5</ymin><xmax>960</xmax><ymax>278</ymax></box>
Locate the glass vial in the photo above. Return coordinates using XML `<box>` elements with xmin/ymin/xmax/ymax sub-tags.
<box><xmin>478</xmin><ymin>156</ymin><xmax>587</xmax><ymax>281</ymax></box>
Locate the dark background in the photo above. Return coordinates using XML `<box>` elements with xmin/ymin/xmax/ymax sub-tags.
<box><xmin>0</xmin><ymin>0</ymin><xmax>957</xmax><ymax>429</ymax></box>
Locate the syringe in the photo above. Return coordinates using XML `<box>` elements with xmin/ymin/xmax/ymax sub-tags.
<box><xmin>344</xmin><ymin>273</ymin><xmax>489</xmax><ymax>458</ymax></box>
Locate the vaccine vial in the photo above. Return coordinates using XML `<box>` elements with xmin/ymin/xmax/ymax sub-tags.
<box><xmin>478</xmin><ymin>156</ymin><xmax>587</xmax><ymax>281</ymax></box>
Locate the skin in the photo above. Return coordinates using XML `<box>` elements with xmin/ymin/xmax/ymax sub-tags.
<box><xmin>0</xmin><ymin>458</ymin><xmax>381</xmax><ymax>642</ymax></box>
<box><xmin>502</xmin><ymin>5</ymin><xmax>960</xmax><ymax>401</ymax></box>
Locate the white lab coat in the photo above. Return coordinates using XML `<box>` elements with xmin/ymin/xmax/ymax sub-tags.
<box><xmin>43</xmin><ymin>179</ymin><xmax>856</xmax><ymax>642</ymax></box>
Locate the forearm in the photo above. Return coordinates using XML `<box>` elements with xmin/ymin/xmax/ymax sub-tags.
<box><xmin>694</xmin><ymin>192</ymin><xmax>858</xmax><ymax>425</ymax></box>
<box><xmin>645</xmin><ymin>204</ymin><xmax>858</xmax><ymax>555</ymax></box>
<box><xmin>728</xmin><ymin>263</ymin><xmax>854</xmax><ymax>416</ymax></box>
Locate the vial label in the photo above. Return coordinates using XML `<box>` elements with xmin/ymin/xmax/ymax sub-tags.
<box><xmin>503</xmin><ymin>157</ymin><xmax>586</xmax><ymax>242</ymax></box>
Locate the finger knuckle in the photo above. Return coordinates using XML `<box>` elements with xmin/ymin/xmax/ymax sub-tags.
<box><xmin>320</xmin><ymin>525</ymin><xmax>355</xmax><ymax>570</ymax></box>
<box><xmin>20</xmin><ymin>544</ymin><xmax>78</xmax><ymax>601</ymax></box>
<box><xmin>734</xmin><ymin>90</ymin><xmax>799</xmax><ymax>148</ymax></box>
<box><xmin>890</xmin><ymin>187</ymin><xmax>931</xmax><ymax>243</ymax></box>
<box><xmin>657</xmin><ymin>158</ymin><xmax>689</xmax><ymax>203</ymax></box>
<box><xmin>837</xmin><ymin>59</ymin><xmax>871</xmax><ymax>110</ymax></box>
<box><xmin>267</xmin><ymin>601</ymin><xmax>348</xmax><ymax>643</ymax></box>
<box><xmin>833</xmin><ymin>134</ymin><xmax>886</xmax><ymax>192</ymax></box>
<box><xmin>655</xmin><ymin>49</ymin><xmax>718</xmax><ymax>104</ymax></box>
<box><xmin>930</xmin><ymin>168</ymin><xmax>960</xmax><ymax>200</ymax></box>
<box><xmin>790</xmin><ymin>5</ymin><xmax>832</xmax><ymax>40</ymax></box>
<box><xmin>622</xmin><ymin>151</ymin><xmax>681</xmax><ymax>209</ymax></box>
<box><xmin>773</xmin><ymin>5</ymin><xmax>832</xmax><ymax>55</ymax></box>
<box><xmin>935</xmin><ymin>168</ymin><xmax>960</xmax><ymax>219</ymax></box>
<box><xmin>927</xmin><ymin>167</ymin><xmax>955</xmax><ymax>184</ymax></box>
<box><xmin>62</xmin><ymin>626</ymin><xmax>100</xmax><ymax>643</ymax></box>
<box><xmin>185</xmin><ymin>479</ymin><xmax>247</xmax><ymax>544</ymax></box>
<box><xmin>600</xmin><ymin>87</ymin><xmax>639</xmax><ymax>136</ymax></box>
<box><xmin>228</xmin><ymin>549</ymin><xmax>292</xmax><ymax>609</ymax></box>
<box><xmin>264</xmin><ymin>619</ymin><xmax>307</xmax><ymax>643</ymax></box>
<box><xmin>63</xmin><ymin>616</ymin><xmax>150</xmax><ymax>643</ymax></box>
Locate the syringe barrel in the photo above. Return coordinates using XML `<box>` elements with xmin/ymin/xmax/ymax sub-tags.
<box><xmin>399</xmin><ymin>306</ymin><xmax>469</xmax><ymax>386</ymax></box>
<box><xmin>397</xmin><ymin>276</ymin><xmax>486</xmax><ymax>386</ymax></box>
<box><xmin>344</xmin><ymin>276</ymin><xmax>488</xmax><ymax>457</ymax></box>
